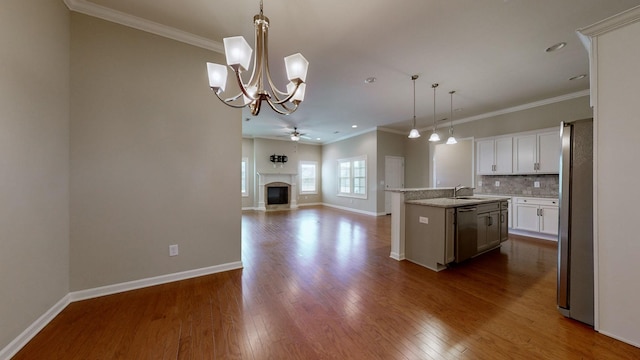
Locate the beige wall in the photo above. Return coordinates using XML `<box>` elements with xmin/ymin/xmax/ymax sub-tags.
<box><xmin>591</xmin><ymin>15</ymin><xmax>640</xmax><ymax>345</ymax></box>
<box><xmin>404</xmin><ymin>96</ymin><xmax>593</xmax><ymax>188</ymax></box>
<box><xmin>0</xmin><ymin>0</ymin><xmax>70</xmax><ymax>350</ymax></box>
<box><xmin>322</xmin><ymin>131</ymin><xmax>378</xmax><ymax>214</ymax></box>
<box><xmin>69</xmin><ymin>14</ymin><xmax>241</xmax><ymax>290</ymax></box>
<box><xmin>242</xmin><ymin>138</ymin><xmax>322</xmax><ymax>208</ymax></box>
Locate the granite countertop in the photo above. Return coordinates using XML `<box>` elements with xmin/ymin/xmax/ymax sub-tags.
<box><xmin>405</xmin><ymin>196</ymin><xmax>510</xmax><ymax>208</ymax></box>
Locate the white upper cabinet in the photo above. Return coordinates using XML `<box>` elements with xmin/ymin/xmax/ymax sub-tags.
<box><xmin>513</xmin><ymin>134</ymin><xmax>537</xmax><ymax>173</ymax></box>
<box><xmin>476</xmin><ymin>137</ymin><xmax>513</xmax><ymax>175</ymax></box>
<box><xmin>536</xmin><ymin>131</ymin><xmax>561</xmax><ymax>173</ymax></box>
<box><xmin>514</xmin><ymin>130</ymin><xmax>560</xmax><ymax>174</ymax></box>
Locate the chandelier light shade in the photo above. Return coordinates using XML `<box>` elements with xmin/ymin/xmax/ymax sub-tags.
<box><xmin>446</xmin><ymin>90</ymin><xmax>458</xmax><ymax>145</ymax></box>
<box><xmin>428</xmin><ymin>83</ymin><xmax>441</xmax><ymax>142</ymax></box>
<box><xmin>408</xmin><ymin>75</ymin><xmax>421</xmax><ymax>139</ymax></box>
<box><xmin>206</xmin><ymin>0</ymin><xmax>309</xmax><ymax>116</ymax></box>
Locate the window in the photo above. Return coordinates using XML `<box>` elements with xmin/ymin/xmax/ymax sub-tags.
<box><xmin>241</xmin><ymin>157</ymin><xmax>248</xmax><ymax>197</ymax></box>
<box><xmin>337</xmin><ymin>156</ymin><xmax>367</xmax><ymax>199</ymax></box>
<box><xmin>299</xmin><ymin>161</ymin><xmax>318</xmax><ymax>194</ymax></box>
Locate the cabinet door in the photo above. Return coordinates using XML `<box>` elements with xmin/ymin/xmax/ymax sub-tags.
<box><xmin>537</xmin><ymin>132</ymin><xmax>561</xmax><ymax>173</ymax></box>
<box><xmin>514</xmin><ymin>203</ymin><xmax>539</xmax><ymax>232</ymax></box>
<box><xmin>487</xmin><ymin>211</ymin><xmax>501</xmax><ymax>248</ymax></box>
<box><xmin>445</xmin><ymin>208</ymin><xmax>456</xmax><ymax>263</ymax></box>
<box><xmin>494</xmin><ymin>137</ymin><xmax>513</xmax><ymax>174</ymax></box>
<box><xmin>514</xmin><ymin>134</ymin><xmax>537</xmax><ymax>174</ymax></box>
<box><xmin>500</xmin><ymin>209</ymin><xmax>509</xmax><ymax>242</ymax></box>
<box><xmin>477</xmin><ymin>213</ymin><xmax>489</xmax><ymax>252</ymax></box>
<box><xmin>477</xmin><ymin>139</ymin><xmax>496</xmax><ymax>175</ymax></box>
<box><xmin>540</xmin><ymin>205</ymin><xmax>559</xmax><ymax>236</ymax></box>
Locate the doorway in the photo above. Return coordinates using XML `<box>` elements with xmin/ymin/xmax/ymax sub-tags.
<box><xmin>385</xmin><ymin>156</ymin><xmax>404</xmax><ymax>214</ymax></box>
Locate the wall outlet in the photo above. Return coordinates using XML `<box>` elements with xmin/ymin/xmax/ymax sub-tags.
<box><xmin>169</xmin><ymin>244</ymin><xmax>179</xmax><ymax>257</ymax></box>
<box><xmin>534</xmin><ymin>181</ymin><xmax>540</xmax><ymax>188</ymax></box>
<box><xmin>478</xmin><ymin>180</ymin><xmax>483</xmax><ymax>186</ymax></box>
<box><xmin>494</xmin><ymin>181</ymin><xmax>500</xmax><ymax>187</ymax></box>
<box><xmin>419</xmin><ymin>216</ymin><xmax>429</xmax><ymax>224</ymax></box>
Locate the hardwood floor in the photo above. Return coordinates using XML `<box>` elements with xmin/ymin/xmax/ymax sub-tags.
<box><xmin>14</xmin><ymin>206</ymin><xmax>640</xmax><ymax>359</ymax></box>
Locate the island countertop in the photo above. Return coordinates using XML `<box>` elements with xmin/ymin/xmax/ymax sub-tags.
<box><xmin>405</xmin><ymin>196</ymin><xmax>510</xmax><ymax>208</ymax></box>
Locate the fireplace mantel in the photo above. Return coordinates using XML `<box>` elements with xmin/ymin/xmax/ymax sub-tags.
<box><xmin>257</xmin><ymin>173</ymin><xmax>298</xmax><ymax>211</ymax></box>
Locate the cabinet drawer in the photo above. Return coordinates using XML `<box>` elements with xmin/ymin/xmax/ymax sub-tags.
<box><xmin>477</xmin><ymin>202</ymin><xmax>500</xmax><ymax>213</ymax></box>
<box><xmin>514</xmin><ymin>197</ymin><xmax>558</xmax><ymax>207</ymax></box>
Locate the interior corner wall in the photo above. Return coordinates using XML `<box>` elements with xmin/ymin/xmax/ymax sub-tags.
<box><xmin>321</xmin><ymin>131</ymin><xmax>378</xmax><ymax>214</ymax></box>
<box><xmin>69</xmin><ymin>13</ymin><xmax>241</xmax><ymax>291</ymax></box>
<box><xmin>0</xmin><ymin>0</ymin><xmax>70</xmax><ymax>350</ymax></box>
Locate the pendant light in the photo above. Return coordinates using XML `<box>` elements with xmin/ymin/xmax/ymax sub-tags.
<box><xmin>446</xmin><ymin>90</ymin><xmax>458</xmax><ymax>145</ymax></box>
<box><xmin>408</xmin><ymin>75</ymin><xmax>421</xmax><ymax>139</ymax></box>
<box><xmin>428</xmin><ymin>83</ymin><xmax>441</xmax><ymax>142</ymax></box>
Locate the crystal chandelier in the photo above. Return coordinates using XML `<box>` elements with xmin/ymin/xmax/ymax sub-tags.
<box><xmin>206</xmin><ymin>0</ymin><xmax>309</xmax><ymax>116</ymax></box>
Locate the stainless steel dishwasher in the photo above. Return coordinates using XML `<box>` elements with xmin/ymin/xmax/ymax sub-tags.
<box><xmin>455</xmin><ymin>206</ymin><xmax>478</xmax><ymax>263</ymax></box>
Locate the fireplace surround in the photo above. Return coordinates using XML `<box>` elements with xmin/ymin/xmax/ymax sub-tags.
<box><xmin>257</xmin><ymin>173</ymin><xmax>298</xmax><ymax>211</ymax></box>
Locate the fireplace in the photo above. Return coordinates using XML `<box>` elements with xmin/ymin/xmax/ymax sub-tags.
<box><xmin>267</xmin><ymin>185</ymin><xmax>289</xmax><ymax>205</ymax></box>
<box><xmin>257</xmin><ymin>173</ymin><xmax>298</xmax><ymax>211</ymax></box>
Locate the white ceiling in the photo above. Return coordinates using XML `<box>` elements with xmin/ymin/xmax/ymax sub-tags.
<box><xmin>70</xmin><ymin>0</ymin><xmax>640</xmax><ymax>143</ymax></box>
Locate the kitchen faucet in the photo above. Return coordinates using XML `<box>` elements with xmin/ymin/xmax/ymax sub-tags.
<box><xmin>454</xmin><ymin>184</ymin><xmax>473</xmax><ymax>199</ymax></box>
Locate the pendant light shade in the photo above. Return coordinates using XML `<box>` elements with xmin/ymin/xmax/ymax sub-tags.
<box><xmin>408</xmin><ymin>75</ymin><xmax>421</xmax><ymax>139</ymax></box>
<box><xmin>446</xmin><ymin>90</ymin><xmax>457</xmax><ymax>145</ymax></box>
<box><xmin>429</xmin><ymin>83</ymin><xmax>440</xmax><ymax>142</ymax></box>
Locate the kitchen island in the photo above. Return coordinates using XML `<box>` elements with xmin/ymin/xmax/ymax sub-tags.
<box><xmin>386</xmin><ymin>188</ymin><xmax>508</xmax><ymax>271</ymax></box>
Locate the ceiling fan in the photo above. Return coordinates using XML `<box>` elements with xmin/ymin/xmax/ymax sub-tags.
<box><xmin>286</xmin><ymin>127</ymin><xmax>310</xmax><ymax>142</ymax></box>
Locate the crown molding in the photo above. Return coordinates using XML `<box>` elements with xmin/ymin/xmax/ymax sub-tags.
<box><xmin>63</xmin><ymin>0</ymin><xmax>224</xmax><ymax>53</ymax></box>
<box><xmin>577</xmin><ymin>5</ymin><xmax>640</xmax><ymax>38</ymax></box>
<box><xmin>441</xmin><ymin>89</ymin><xmax>590</xmax><ymax>128</ymax></box>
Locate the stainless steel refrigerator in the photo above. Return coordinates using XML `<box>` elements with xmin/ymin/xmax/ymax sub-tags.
<box><xmin>557</xmin><ymin>118</ymin><xmax>594</xmax><ymax>326</ymax></box>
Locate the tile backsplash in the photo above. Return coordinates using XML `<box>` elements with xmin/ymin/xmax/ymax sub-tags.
<box><xmin>475</xmin><ymin>174</ymin><xmax>559</xmax><ymax>198</ymax></box>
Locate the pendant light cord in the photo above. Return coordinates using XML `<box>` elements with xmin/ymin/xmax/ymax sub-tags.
<box><xmin>413</xmin><ymin>77</ymin><xmax>417</xmax><ymax>127</ymax></box>
<box><xmin>432</xmin><ymin>83</ymin><xmax>439</xmax><ymax>131</ymax></box>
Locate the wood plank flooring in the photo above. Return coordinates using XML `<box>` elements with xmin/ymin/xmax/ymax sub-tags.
<box><xmin>13</xmin><ymin>206</ymin><xmax>640</xmax><ymax>359</ymax></box>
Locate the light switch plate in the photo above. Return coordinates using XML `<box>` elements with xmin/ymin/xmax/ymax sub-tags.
<box><xmin>478</xmin><ymin>180</ymin><xmax>483</xmax><ymax>186</ymax></box>
<box><xmin>534</xmin><ymin>181</ymin><xmax>540</xmax><ymax>188</ymax></box>
<box><xmin>169</xmin><ymin>244</ymin><xmax>179</xmax><ymax>256</ymax></box>
<box><xmin>494</xmin><ymin>181</ymin><xmax>500</xmax><ymax>187</ymax></box>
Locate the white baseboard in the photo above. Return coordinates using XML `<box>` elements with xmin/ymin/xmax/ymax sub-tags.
<box><xmin>390</xmin><ymin>252</ymin><xmax>405</xmax><ymax>261</ymax></box>
<box><xmin>297</xmin><ymin>202</ymin><xmax>323</xmax><ymax>207</ymax></box>
<box><xmin>70</xmin><ymin>261</ymin><xmax>243</xmax><ymax>302</ymax></box>
<box><xmin>597</xmin><ymin>329</ymin><xmax>640</xmax><ymax>349</ymax></box>
<box><xmin>1</xmin><ymin>261</ymin><xmax>243</xmax><ymax>359</ymax></box>
<box><xmin>321</xmin><ymin>203</ymin><xmax>382</xmax><ymax>217</ymax></box>
<box><xmin>0</xmin><ymin>295</ymin><xmax>71</xmax><ymax>360</ymax></box>
<box><xmin>509</xmin><ymin>229</ymin><xmax>558</xmax><ymax>241</ymax></box>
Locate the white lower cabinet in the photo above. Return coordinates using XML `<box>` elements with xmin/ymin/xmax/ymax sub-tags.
<box><xmin>513</xmin><ymin>197</ymin><xmax>559</xmax><ymax>236</ymax></box>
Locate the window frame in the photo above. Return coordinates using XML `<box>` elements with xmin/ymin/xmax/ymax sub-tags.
<box><xmin>337</xmin><ymin>155</ymin><xmax>367</xmax><ymax>199</ymax></box>
<box><xmin>241</xmin><ymin>157</ymin><xmax>249</xmax><ymax>197</ymax></box>
<box><xmin>299</xmin><ymin>160</ymin><xmax>318</xmax><ymax>195</ymax></box>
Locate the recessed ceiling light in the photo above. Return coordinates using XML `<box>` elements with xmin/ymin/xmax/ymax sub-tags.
<box><xmin>316</xmin><ymin>137</ymin><xmax>321</xmax><ymax>141</ymax></box>
<box><xmin>364</xmin><ymin>77</ymin><xmax>377</xmax><ymax>84</ymax></box>
<box><xmin>569</xmin><ymin>74</ymin><xmax>587</xmax><ymax>81</ymax></box>
<box><xmin>545</xmin><ymin>42</ymin><xmax>567</xmax><ymax>52</ymax></box>
<box><xmin>352</xmin><ymin>125</ymin><xmax>358</xmax><ymax>128</ymax></box>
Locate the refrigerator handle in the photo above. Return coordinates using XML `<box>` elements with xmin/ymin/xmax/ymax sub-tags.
<box><xmin>557</xmin><ymin>122</ymin><xmax>572</xmax><ymax>309</ymax></box>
